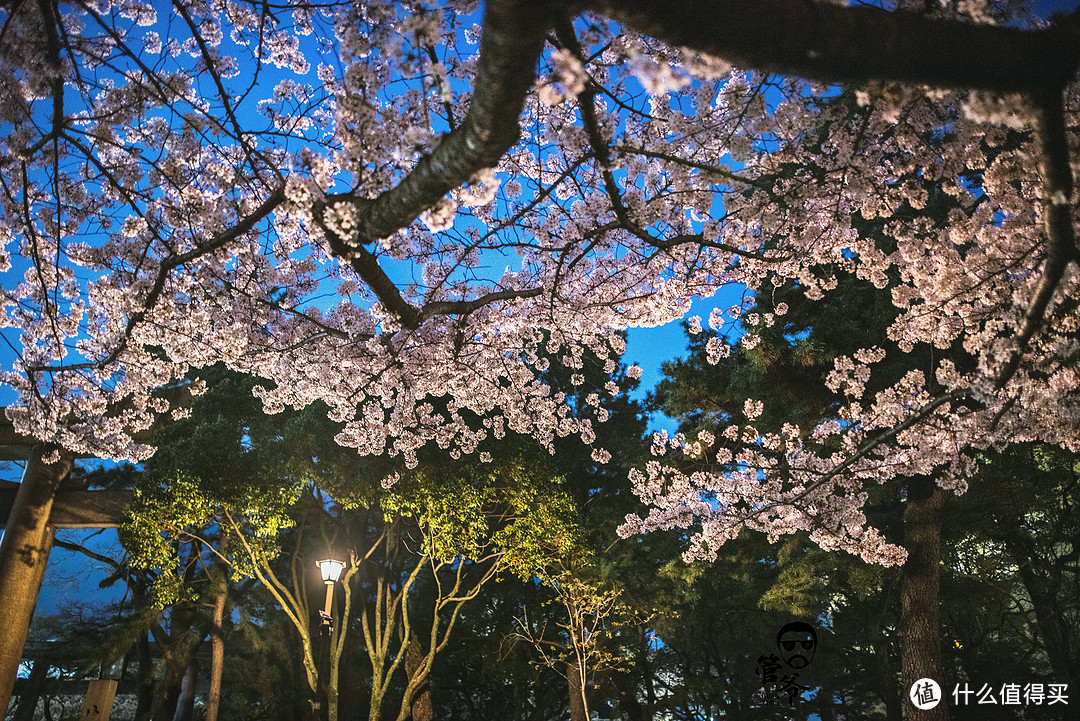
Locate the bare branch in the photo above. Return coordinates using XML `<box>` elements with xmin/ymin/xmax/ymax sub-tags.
<box><xmin>26</xmin><ymin>185</ymin><xmax>286</xmax><ymax>373</ymax></box>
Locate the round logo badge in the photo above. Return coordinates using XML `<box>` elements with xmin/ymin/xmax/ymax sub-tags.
<box><xmin>909</xmin><ymin>678</ymin><xmax>942</xmax><ymax>710</ymax></box>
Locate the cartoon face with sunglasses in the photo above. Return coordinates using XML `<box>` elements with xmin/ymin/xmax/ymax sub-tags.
<box><xmin>776</xmin><ymin>622</ymin><xmax>817</xmax><ymax>669</ymax></box>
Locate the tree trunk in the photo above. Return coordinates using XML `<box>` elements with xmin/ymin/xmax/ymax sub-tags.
<box><xmin>172</xmin><ymin>656</ymin><xmax>197</xmax><ymax>721</ymax></box>
<box><xmin>135</xmin><ymin>628</ymin><xmax>155</xmax><ymax>721</ymax></box>
<box><xmin>567</xmin><ymin>660</ymin><xmax>589</xmax><ymax>721</ymax></box>
<box><xmin>153</xmin><ymin>678</ymin><xmax>181</xmax><ymax>721</ymax></box>
<box><xmin>900</xmin><ymin>477</ymin><xmax>948</xmax><ymax>721</ymax></box>
<box><xmin>404</xmin><ymin>630</ymin><xmax>433</xmax><ymax>721</ymax></box>
<box><xmin>12</xmin><ymin>659</ymin><xmax>49</xmax><ymax>721</ymax></box>
<box><xmin>152</xmin><ymin>647</ymin><xmax>183</xmax><ymax>721</ymax></box>
<box><xmin>0</xmin><ymin>444</ymin><xmax>72</xmax><ymax>714</ymax></box>
<box><xmin>204</xmin><ymin>591</ymin><xmax>226</xmax><ymax>721</ymax></box>
<box><xmin>204</xmin><ymin>549</ymin><xmax>228</xmax><ymax>721</ymax></box>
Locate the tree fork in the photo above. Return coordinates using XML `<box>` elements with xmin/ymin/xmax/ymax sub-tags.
<box><xmin>0</xmin><ymin>444</ymin><xmax>73</xmax><ymax>714</ymax></box>
<box><xmin>317</xmin><ymin>0</ymin><xmax>558</xmax><ymax>251</ymax></box>
<box><xmin>314</xmin><ymin>0</ymin><xmax>1080</xmax><ymax>336</ymax></box>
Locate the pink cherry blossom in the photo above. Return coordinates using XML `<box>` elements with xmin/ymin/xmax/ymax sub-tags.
<box><xmin>1</xmin><ymin>0</ymin><xmax>1077</xmax><ymax>566</ymax></box>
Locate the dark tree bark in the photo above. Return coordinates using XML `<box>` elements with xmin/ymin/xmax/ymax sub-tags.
<box><xmin>0</xmin><ymin>444</ymin><xmax>72</xmax><ymax>714</ymax></box>
<box><xmin>312</xmin><ymin>0</ymin><xmax>1080</xmax><ymax>330</ymax></box>
<box><xmin>900</xmin><ymin>477</ymin><xmax>948</xmax><ymax>721</ymax></box>
<box><xmin>315</xmin><ymin>0</ymin><xmax>553</xmax><ymax>328</ymax></box>
<box><xmin>151</xmin><ymin>620</ymin><xmax>197</xmax><ymax>721</ymax></box>
<box><xmin>133</xmin><ymin>580</ymin><xmax>156</xmax><ymax>721</ymax></box>
<box><xmin>203</xmin><ymin>533</ymin><xmax>229</xmax><ymax>721</ymax></box>
<box><xmin>134</xmin><ymin>633</ymin><xmax>155</xmax><ymax>721</ymax></box>
<box><xmin>12</xmin><ymin>659</ymin><xmax>49</xmax><ymax>721</ymax></box>
<box><xmin>152</xmin><ymin>660</ymin><xmax>182</xmax><ymax>721</ymax></box>
<box><xmin>204</xmin><ymin>574</ymin><xmax>227</xmax><ymax>721</ymax></box>
<box><xmin>589</xmin><ymin>0</ymin><xmax>1080</xmax><ymax>91</ymax></box>
<box><xmin>404</xmin><ymin>630</ymin><xmax>434</xmax><ymax>721</ymax></box>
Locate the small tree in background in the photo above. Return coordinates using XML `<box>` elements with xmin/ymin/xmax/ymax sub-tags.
<box><xmin>123</xmin><ymin>369</ymin><xmax>580</xmax><ymax>721</ymax></box>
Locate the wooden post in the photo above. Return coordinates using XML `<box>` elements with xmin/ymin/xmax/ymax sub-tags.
<box><xmin>0</xmin><ymin>444</ymin><xmax>73</xmax><ymax>714</ymax></box>
<box><xmin>80</xmin><ymin>679</ymin><xmax>119</xmax><ymax>719</ymax></box>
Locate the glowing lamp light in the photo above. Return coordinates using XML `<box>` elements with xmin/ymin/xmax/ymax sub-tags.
<box><xmin>317</xmin><ymin>558</ymin><xmax>345</xmax><ymax>584</ymax></box>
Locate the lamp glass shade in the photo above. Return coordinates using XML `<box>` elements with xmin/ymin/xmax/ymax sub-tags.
<box><xmin>317</xmin><ymin>558</ymin><xmax>345</xmax><ymax>583</ymax></box>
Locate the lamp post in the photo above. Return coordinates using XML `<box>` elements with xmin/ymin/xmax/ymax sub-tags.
<box><xmin>315</xmin><ymin>558</ymin><xmax>344</xmax><ymax>721</ymax></box>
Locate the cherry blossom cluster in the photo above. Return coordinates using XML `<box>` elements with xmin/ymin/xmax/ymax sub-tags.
<box><xmin>1</xmin><ymin>1</ymin><xmax>1077</xmax><ymax>564</ymax></box>
<box><xmin>619</xmin><ymin>57</ymin><xmax>1080</xmax><ymax>563</ymax></box>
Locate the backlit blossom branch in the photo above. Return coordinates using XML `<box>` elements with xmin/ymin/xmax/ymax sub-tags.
<box><xmin>0</xmin><ymin>0</ymin><xmax>1078</xmax><ymax>567</ymax></box>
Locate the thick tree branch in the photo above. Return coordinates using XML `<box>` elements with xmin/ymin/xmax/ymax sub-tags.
<box><xmin>995</xmin><ymin>87</ymin><xmax>1079</xmax><ymax>388</ymax></box>
<box><xmin>339</xmin><ymin>243</ymin><xmax>423</xmax><ymax>328</ymax></box>
<box><xmin>420</xmin><ymin>287</ymin><xmax>545</xmax><ymax>321</ymax></box>
<box><xmin>589</xmin><ymin>0</ymin><xmax>1080</xmax><ymax>91</ymax></box>
<box><xmin>315</xmin><ymin>0</ymin><xmax>1080</xmax><ymax>337</ymax></box>
<box><xmin>317</xmin><ymin>0</ymin><xmax>556</xmax><ymax>250</ymax></box>
<box><xmin>313</xmin><ymin>0</ymin><xmax>558</xmax><ymax>329</ymax></box>
<box><xmin>53</xmin><ymin>537</ymin><xmax>124</xmax><ymax>569</ymax></box>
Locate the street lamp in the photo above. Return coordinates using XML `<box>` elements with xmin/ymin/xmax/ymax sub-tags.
<box><xmin>314</xmin><ymin>558</ymin><xmax>344</xmax><ymax>721</ymax></box>
<box><xmin>317</xmin><ymin>558</ymin><xmax>345</xmax><ymax>586</ymax></box>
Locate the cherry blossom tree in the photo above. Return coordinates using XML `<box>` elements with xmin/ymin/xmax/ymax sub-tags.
<box><xmin>1</xmin><ymin>0</ymin><xmax>1079</xmax><ymax>675</ymax></box>
<box><xmin>617</xmin><ymin>72</ymin><xmax>1080</xmax><ymax>567</ymax></box>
